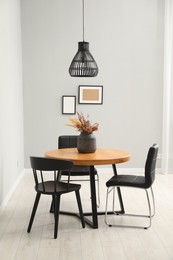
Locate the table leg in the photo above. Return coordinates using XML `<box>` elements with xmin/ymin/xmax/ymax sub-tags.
<box><xmin>83</xmin><ymin>164</ymin><xmax>125</xmax><ymax>224</ymax></box>
<box><xmin>51</xmin><ymin>164</ymin><xmax>124</xmax><ymax>228</ymax></box>
<box><xmin>50</xmin><ymin>165</ymin><xmax>98</xmax><ymax>229</ymax></box>
<box><xmin>89</xmin><ymin>165</ymin><xmax>98</xmax><ymax>228</ymax></box>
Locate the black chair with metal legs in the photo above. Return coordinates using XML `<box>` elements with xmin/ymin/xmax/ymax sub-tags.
<box><xmin>27</xmin><ymin>157</ymin><xmax>85</xmax><ymax>239</ymax></box>
<box><xmin>58</xmin><ymin>135</ymin><xmax>100</xmax><ymax>207</ymax></box>
<box><xmin>105</xmin><ymin>144</ymin><xmax>159</xmax><ymax>229</ymax></box>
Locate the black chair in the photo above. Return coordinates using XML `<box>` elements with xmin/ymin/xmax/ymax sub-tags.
<box><xmin>27</xmin><ymin>157</ymin><xmax>85</xmax><ymax>239</ymax></box>
<box><xmin>105</xmin><ymin>144</ymin><xmax>159</xmax><ymax>229</ymax></box>
<box><xmin>58</xmin><ymin>135</ymin><xmax>100</xmax><ymax>207</ymax></box>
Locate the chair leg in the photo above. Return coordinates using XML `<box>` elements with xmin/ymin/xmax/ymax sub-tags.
<box><xmin>145</xmin><ymin>189</ymin><xmax>152</xmax><ymax>229</ymax></box>
<box><xmin>112</xmin><ymin>187</ymin><xmax>115</xmax><ymax>212</ymax></box>
<box><xmin>105</xmin><ymin>187</ymin><xmax>112</xmax><ymax>226</ymax></box>
<box><xmin>53</xmin><ymin>194</ymin><xmax>60</xmax><ymax>239</ymax></box>
<box><xmin>27</xmin><ymin>193</ymin><xmax>41</xmax><ymax>233</ymax></box>
<box><xmin>75</xmin><ymin>190</ymin><xmax>85</xmax><ymax>228</ymax></box>
<box><xmin>150</xmin><ymin>187</ymin><xmax>155</xmax><ymax>217</ymax></box>
<box><xmin>49</xmin><ymin>196</ymin><xmax>54</xmax><ymax>213</ymax></box>
<box><xmin>95</xmin><ymin>174</ymin><xmax>100</xmax><ymax>208</ymax></box>
<box><xmin>105</xmin><ymin>186</ymin><xmax>155</xmax><ymax>229</ymax></box>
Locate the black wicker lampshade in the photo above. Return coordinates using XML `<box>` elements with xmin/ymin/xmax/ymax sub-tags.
<box><xmin>69</xmin><ymin>41</ymin><xmax>98</xmax><ymax>77</ymax></box>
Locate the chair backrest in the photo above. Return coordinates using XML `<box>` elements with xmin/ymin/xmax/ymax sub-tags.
<box><xmin>30</xmin><ymin>157</ymin><xmax>73</xmax><ymax>192</ymax></box>
<box><xmin>145</xmin><ymin>144</ymin><xmax>159</xmax><ymax>188</ymax></box>
<box><xmin>58</xmin><ymin>135</ymin><xmax>78</xmax><ymax>149</ymax></box>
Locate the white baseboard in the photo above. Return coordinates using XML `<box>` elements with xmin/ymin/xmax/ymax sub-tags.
<box><xmin>0</xmin><ymin>169</ymin><xmax>25</xmax><ymax>212</ymax></box>
<box><xmin>25</xmin><ymin>168</ymin><xmax>32</xmax><ymax>174</ymax></box>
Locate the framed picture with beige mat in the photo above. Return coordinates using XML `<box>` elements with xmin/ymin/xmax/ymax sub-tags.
<box><xmin>78</xmin><ymin>85</ymin><xmax>103</xmax><ymax>104</ymax></box>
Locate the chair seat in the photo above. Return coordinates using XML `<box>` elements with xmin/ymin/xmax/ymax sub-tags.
<box><xmin>36</xmin><ymin>181</ymin><xmax>81</xmax><ymax>194</ymax></box>
<box><xmin>61</xmin><ymin>165</ymin><xmax>97</xmax><ymax>176</ymax></box>
<box><xmin>106</xmin><ymin>175</ymin><xmax>147</xmax><ymax>189</ymax></box>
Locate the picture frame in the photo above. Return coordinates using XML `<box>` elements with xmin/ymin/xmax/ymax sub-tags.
<box><xmin>62</xmin><ymin>95</ymin><xmax>76</xmax><ymax>114</ymax></box>
<box><xmin>78</xmin><ymin>85</ymin><xmax>103</xmax><ymax>104</ymax></box>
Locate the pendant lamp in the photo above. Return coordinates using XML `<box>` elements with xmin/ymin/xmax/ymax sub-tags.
<box><xmin>69</xmin><ymin>0</ymin><xmax>98</xmax><ymax>77</ymax></box>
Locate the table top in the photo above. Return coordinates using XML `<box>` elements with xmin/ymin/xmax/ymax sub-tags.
<box><xmin>45</xmin><ymin>148</ymin><xmax>130</xmax><ymax>166</ymax></box>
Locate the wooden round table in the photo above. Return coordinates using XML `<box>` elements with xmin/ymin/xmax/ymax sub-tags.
<box><xmin>45</xmin><ymin>148</ymin><xmax>130</xmax><ymax>228</ymax></box>
<box><xmin>45</xmin><ymin>148</ymin><xmax>130</xmax><ymax>166</ymax></box>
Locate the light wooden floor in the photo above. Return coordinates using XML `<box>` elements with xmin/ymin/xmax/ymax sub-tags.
<box><xmin>0</xmin><ymin>169</ymin><xmax>173</xmax><ymax>260</ymax></box>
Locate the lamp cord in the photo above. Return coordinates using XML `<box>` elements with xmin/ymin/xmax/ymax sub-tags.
<box><xmin>82</xmin><ymin>0</ymin><xmax>85</xmax><ymax>42</ymax></box>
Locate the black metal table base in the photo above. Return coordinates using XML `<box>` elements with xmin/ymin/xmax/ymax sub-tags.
<box><xmin>58</xmin><ymin>209</ymin><xmax>125</xmax><ymax>229</ymax></box>
<box><xmin>50</xmin><ymin>164</ymin><xmax>125</xmax><ymax>229</ymax></box>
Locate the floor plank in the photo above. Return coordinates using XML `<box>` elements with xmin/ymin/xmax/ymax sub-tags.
<box><xmin>0</xmin><ymin>169</ymin><xmax>173</xmax><ymax>260</ymax></box>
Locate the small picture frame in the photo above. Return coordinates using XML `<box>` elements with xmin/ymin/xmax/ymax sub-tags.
<box><xmin>62</xmin><ymin>95</ymin><xmax>76</xmax><ymax>114</ymax></box>
<box><xmin>78</xmin><ymin>85</ymin><xmax>103</xmax><ymax>104</ymax></box>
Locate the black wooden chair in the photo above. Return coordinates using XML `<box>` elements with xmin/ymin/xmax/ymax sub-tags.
<box><xmin>27</xmin><ymin>157</ymin><xmax>85</xmax><ymax>239</ymax></box>
<box><xmin>58</xmin><ymin>135</ymin><xmax>100</xmax><ymax>207</ymax></box>
<box><xmin>105</xmin><ymin>144</ymin><xmax>159</xmax><ymax>229</ymax></box>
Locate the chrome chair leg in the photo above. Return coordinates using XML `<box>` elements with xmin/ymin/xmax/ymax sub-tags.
<box><xmin>112</xmin><ymin>187</ymin><xmax>116</xmax><ymax>213</ymax></box>
<box><xmin>145</xmin><ymin>189</ymin><xmax>152</xmax><ymax>229</ymax></box>
<box><xmin>105</xmin><ymin>187</ymin><xmax>109</xmax><ymax>226</ymax></box>
<box><xmin>105</xmin><ymin>186</ymin><xmax>155</xmax><ymax>229</ymax></box>
<box><xmin>105</xmin><ymin>187</ymin><xmax>113</xmax><ymax>226</ymax></box>
<box><xmin>150</xmin><ymin>186</ymin><xmax>155</xmax><ymax>217</ymax></box>
<box><xmin>96</xmin><ymin>173</ymin><xmax>100</xmax><ymax>208</ymax></box>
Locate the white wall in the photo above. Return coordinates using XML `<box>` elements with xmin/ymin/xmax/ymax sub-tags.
<box><xmin>0</xmin><ymin>0</ymin><xmax>24</xmax><ymax>206</ymax></box>
<box><xmin>162</xmin><ymin>0</ymin><xmax>173</xmax><ymax>174</ymax></box>
<box><xmin>21</xmin><ymin>0</ymin><xmax>164</xmax><ymax>168</ymax></box>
